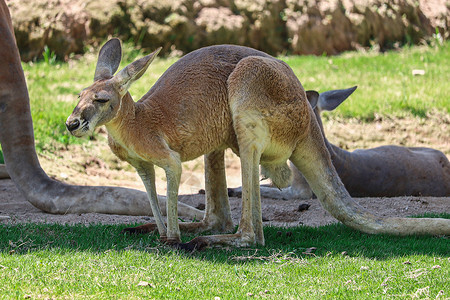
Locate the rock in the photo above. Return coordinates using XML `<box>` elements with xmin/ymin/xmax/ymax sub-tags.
<box><xmin>196</xmin><ymin>203</ymin><xmax>206</xmax><ymax>211</ymax></box>
<box><xmin>0</xmin><ymin>164</ymin><xmax>9</xmax><ymax>179</ymax></box>
<box><xmin>297</xmin><ymin>203</ymin><xmax>311</xmax><ymax>212</ymax></box>
<box><xmin>195</xmin><ymin>7</ymin><xmax>246</xmax><ymax>46</ymax></box>
<box><xmin>7</xmin><ymin>0</ymin><xmax>449</xmax><ymax>61</ymax></box>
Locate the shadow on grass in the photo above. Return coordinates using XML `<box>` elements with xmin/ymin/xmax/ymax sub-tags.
<box><xmin>1</xmin><ymin>213</ymin><xmax>448</xmax><ymax>262</ymax></box>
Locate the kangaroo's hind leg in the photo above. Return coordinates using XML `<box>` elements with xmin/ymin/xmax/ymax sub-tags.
<box><xmin>232</xmin><ymin>109</ymin><xmax>270</xmax><ymax>246</ymax></box>
<box><xmin>202</xmin><ymin>150</ymin><xmax>235</xmax><ymax>233</ymax></box>
<box><xmin>177</xmin><ymin>124</ymin><xmax>267</xmax><ymax>250</ymax></box>
<box><xmin>176</xmin><ymin>101</ymin><xmax>270</xmax><ymax>249</ymax></box>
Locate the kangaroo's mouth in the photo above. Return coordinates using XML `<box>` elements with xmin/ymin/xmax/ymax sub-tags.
<box><xmin>66</xmin><ymin>118</ymin><xmax>91</xmax><ymax>137</ymax></box>
<box><xmin>80</xmin><ymin>120</ymin><xmax>90</xmax><ymax>133</ymax></box>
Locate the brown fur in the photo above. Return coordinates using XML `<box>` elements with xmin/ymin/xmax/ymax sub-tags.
<box><xmin>67</xmin><ymin>39</ymin><xmax>450</xmax><ymax>248</ymax></box>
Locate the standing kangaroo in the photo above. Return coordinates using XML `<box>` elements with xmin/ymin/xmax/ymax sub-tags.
<box><xmin>66</xmin><ymin>39</ymin><xmax>450</xmax><ymax>248</ymax></box>
<box><xmin>229</xmin><ymin>87</ymin><xmax>450</xmax><ymax>199</ymax></box>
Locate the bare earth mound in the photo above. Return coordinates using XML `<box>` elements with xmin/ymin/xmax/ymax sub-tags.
<box><xmin>1</xmin><ymin>116</ymin><xmax>449</xmax><ymax>227</ymax></box>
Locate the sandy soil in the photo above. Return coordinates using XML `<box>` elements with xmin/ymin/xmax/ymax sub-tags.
<box><xmin>0</xmin><ymin>115</ymin><xmax>449</xmax><ymax>227</ymax></box>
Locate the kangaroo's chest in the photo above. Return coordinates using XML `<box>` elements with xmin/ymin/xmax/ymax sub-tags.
<box><xmin>107</xmin><ymin>134</ymin><xmax>143</xmax><ymax>164</ymax></box>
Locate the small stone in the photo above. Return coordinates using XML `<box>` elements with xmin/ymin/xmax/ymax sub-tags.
<box><xmin>297</xmin><ymin>203</ymin><xmax>311</xmax><ymax>212</ymax></box>
<box><xmin>412</xmin><ymin>69</ymin><xmax>425</xmax><ymax>76</ymax></box>
<box><xmin>137</xmin><ymin>281</ymin><xmax>155</xmax><ymax>287</ymax></box>
<box><xmin>196</xmin><ymin>203</ymin><xmax>205</xmax><ymax>210</ymax></box>
<box><xmin>304</xmin><ymin>247</ymin><xmax>317</xmax><ymax>253</ymax></box>
<box><xmin>431</xmin><ymin>265</ymin><xmax>441</xmax><ymax>269</ymax></box>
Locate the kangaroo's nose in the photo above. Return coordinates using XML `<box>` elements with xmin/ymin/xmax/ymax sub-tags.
<box><xmin>66</xmin><ymin>119</ymin><xmax>80</xmax><ymax>131</ymax></box>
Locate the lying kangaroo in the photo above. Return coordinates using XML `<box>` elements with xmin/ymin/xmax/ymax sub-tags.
<box><xmin>229</xmin><ymin>87</ymin><xmax>450</xmax><ymax>199</ymax></box>
<box><xmin>66</xmin><ymin>39</ymin><xmax>450</xmax><ymax>248</ymax></box>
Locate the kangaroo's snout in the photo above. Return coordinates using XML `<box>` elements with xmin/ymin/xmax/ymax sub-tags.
<box><xmin>66</xmin><ymin>118</ymin><xmax>80</xmax><ymax>132</ymax></box>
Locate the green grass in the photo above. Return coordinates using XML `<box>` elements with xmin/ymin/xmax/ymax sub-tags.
<box><xmin>283</xmin><ymin>43</ymin><xmax>450</xmax><ymax>121</ymax></box>
<box><xmin>1</xmin><ymin>217</ymin><xmax>449</xmax><ymax>299</ymax></box>
<box><xmin>6</xmin><ymin>41</ymin><xmax>447</xmax><ymax>155</ymax></box>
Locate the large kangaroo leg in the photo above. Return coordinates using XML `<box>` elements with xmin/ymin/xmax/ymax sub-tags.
<box><xmin>177</xmin><ymin>141</ymin><xmax>264</xmax><ymax>250</ymax></box>
<box><xmin>176</xmin><ymin>107</ymin><xmax>270</xmax><ymax>250</ymax></box>
<box><xmin>0</xmin><ymin>1</ymin><xmax>202</xmax><ymax>219</ymax></box>
<box><xmin>290</xmin><ymin>119</ymin><xmax>450</xmax><ymax>236</ymax></box>
<box><xmin>202</xmin><ymin>150</ymin><xmax>234</xmax><ymax>232</ymax></box>
<box><xmin>123</xmin><ymin>150</ymin><xmax>234</xmax><ymax>235</ymax></box>
<box><xmin>136</xmin><ymin>163</ymin><xmax>167</xmax><ymax>238</ymax></box>
<box><xmin>161</xmin><ymin>155</ymin><xmax>183</xmax><ymax>243</ymax></box>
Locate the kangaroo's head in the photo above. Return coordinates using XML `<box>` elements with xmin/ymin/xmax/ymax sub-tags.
<box><xmin>66</xmin><ymin>38</ymin><xmax>161</xmax><ymax>137</ymax></box>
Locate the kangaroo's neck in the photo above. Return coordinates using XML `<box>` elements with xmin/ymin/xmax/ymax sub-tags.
<box><xmin>314</xmin><ymin>110</ymin><xmax>354</xmax><ymax>175</ymax></box>
<box><xmin>326</xmin><ymin>139</ymin><xmax>354</xmax><ymax>171</ymax></box>
<box><xmin>318</xmin><ymin>119</ymin><xmax>361</xmax><ymax>188</ymax></box>
<box><xmin>105</xmin><ymin>92</ymin><xmax>136</xmax><ymax>142</ymax></box>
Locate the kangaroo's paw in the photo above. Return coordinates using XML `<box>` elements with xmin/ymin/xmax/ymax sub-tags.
<box><xmin>160</xmin><ymin>236</ymin><xmax>181</xmax><ymax>245</ymax></box>
<box><xmin>175</xmin><ymin>233</ymin><xmax>259</xmax><ymax>251</ymax></box>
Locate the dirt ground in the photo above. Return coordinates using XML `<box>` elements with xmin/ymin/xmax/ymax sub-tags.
<box><xmin>0</xmin><ymin>114</ymin><xmax>449</xmax><ymax>227</ymax></box>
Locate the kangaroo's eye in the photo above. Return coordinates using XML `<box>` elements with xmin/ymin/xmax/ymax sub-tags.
<box><xmin>95</xmin><ymin>99</ymin><xmax>109</xmax><ymax>104</ymax></box>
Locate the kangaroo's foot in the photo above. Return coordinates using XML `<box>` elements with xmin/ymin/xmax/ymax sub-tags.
<box><xmin>175</xmin><ymin>231</ymin><xmax>261</xmax><ymax>251</ymax></box>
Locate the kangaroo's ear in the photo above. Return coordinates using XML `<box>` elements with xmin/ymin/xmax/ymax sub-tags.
<box><xmin>94</xmin><ymin>38</ymin><xmax>123</xmax><ymax>81</ymax></box>
<box><xmin>318</xmin><ymin>86</ymin><xmax>357</xmax><ymax>111</ymax></box>
<box><xmin>306</xmin><ymin>90</ymin><xmax>320</xmax><ymax>110</ymax></box>
<box><xmin>113</xmin><ymin>47</ymin><xmax>162</xmax><ymax>95</ymax></box>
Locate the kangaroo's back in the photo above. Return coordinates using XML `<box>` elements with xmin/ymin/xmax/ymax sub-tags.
<box><xmin>137</xmin><ymin>45</ymin><xmax>272</xmax><ymax>160</ymax></box>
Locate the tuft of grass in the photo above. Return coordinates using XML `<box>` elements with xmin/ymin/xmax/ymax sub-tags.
<box><xmin>42</xmin><ymin>45</ymin><xmax>57</xmax><ymax>65</ymax></box>
<box><xmin>0</xmin><ymin>217</ymin><xmax>448</xmax><ymax>299</ymax></box>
